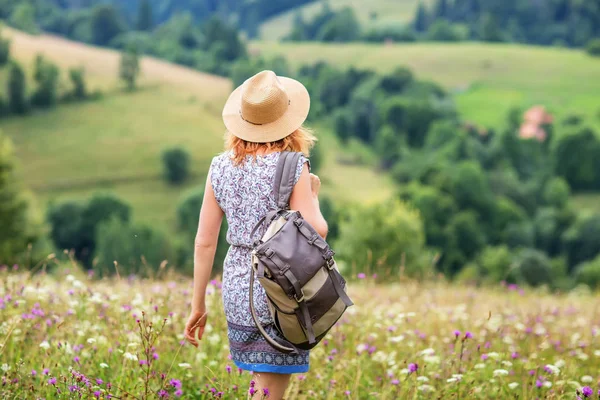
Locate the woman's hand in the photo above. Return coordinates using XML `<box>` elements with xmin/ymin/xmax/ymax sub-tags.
<box><xmin>309</xmin><ymin>173</ymin><xmax>321</xmax><ymax>197</ymax></box>
<box><xmin>184</xmin><ymin>309</ymin><xmax>208</xmax><ymax>347</ymax></box>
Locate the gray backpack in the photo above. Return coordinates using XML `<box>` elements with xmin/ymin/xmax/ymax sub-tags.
<box><xmin>249</xmin><ymin>151</ymin><xmax>353</xmax><ymax>354</ymax></box>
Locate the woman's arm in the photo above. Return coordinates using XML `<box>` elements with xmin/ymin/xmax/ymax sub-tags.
<box><xmin>290</xmin><ymin>164</ymin><xmax>328</xmax><ymax>239</ymax></box>
<box><xmin>184</xmin><ymin>174</ymin><xmax>224</xmax><ymax>347</ymax></box>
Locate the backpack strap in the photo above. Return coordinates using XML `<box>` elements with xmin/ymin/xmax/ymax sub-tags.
<box><xmin>273</xmin><ymin>151</ymin><xmax>304</xmax><ymax>210</ymax></box>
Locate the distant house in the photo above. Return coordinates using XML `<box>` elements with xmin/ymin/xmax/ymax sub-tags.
<box><xmin>519</xmin><ymin>105</ymin><xmax>553</xmax><ymax>142</ymax></box>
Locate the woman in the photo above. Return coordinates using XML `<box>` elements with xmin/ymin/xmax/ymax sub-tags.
<box><xmin>183</xmin><ymin>70</ymin><xmax>328</xmax><ymax>399</ymax></box>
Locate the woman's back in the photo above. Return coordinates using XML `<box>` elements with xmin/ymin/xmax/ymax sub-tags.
<box><xmin>210</xmin><ymin>151</ymin><xmax>305</xmax><ymax>248</ymax></box>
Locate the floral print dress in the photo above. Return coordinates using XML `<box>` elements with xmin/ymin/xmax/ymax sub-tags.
<box><xmin>209</xmin><ymin>151</ymin><xmax>310</xmax><ymax>374</ymax></box>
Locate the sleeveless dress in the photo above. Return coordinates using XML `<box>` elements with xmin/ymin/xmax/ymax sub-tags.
<box><xmin>209</xmin><ymin>151</ymin><xmax>310</xmax><ymax>374</ymax></box>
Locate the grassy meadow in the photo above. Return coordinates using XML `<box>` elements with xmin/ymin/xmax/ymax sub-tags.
<box><xmin>251</xmin><ymin>41</ymin><xmax>600</xmax><ymax>130</ymax></box>
<box><xmin>0</xmin><ymin>29</ymin><xmax>393</xmax><ymax>231</ymax></box>
<box><xmin>2</xmin><ymin>266</ymin><xmax>600</xmax><ymax>399</ymax></box>
<box><xmin>258</xmin><ymin>0</ymin><xmax>432</xmax><ymax>40</ymax></box>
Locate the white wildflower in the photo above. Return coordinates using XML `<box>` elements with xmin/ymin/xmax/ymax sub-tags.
<box><xmin>207</xmin><ymin>334</ymin><xmax>220</xmax><ymax>346</ymax></box>
<box><xmin>73</xmin><ymin>280</ymin><xmax>84</xmax><ymax>289</ymax></box>
<box><xmin>87</xmin><ymin>338</ymin><xmax>96</xmax><ymax>344</ymax></box>
<box><xmin>417</xmin><ymin>376</ymin><xmax>429</xmax><ymax>382</ymax></box>
<box><xmin>502</xmin><ymin>361</ymin><xmax>513</xmax><ymax>367</ymax></box>
<box><xmin>123</xmin><ymin>352</ymin><xmax>138</xmax><ymax>361</ymax></box>
<box><xmin>418</xmin><ymin>385</ymin><xmax>435</xmax><ymax>392</ymax></box>
<box><xmin>423</xmin><ymin>355</ymin><xmax>440</xmax><ymax>364</ymax></box>
<box><xmin>66</xmin><ymin>274</ymin><xmax>75</xmax><ymax>282</ymax></box>
<box><xmin>389</xmin><ymin>335</ymin><xmax>405</xmax><ymax>343</ymax></box>
<box><xmin>582</xmin><ymin>375</ymin><xmax>593</xmax><ymax>383</ymax></box>
<box><xmin>545</xmin><ymin>364</ymin><xmax>560</xmax><ymax>375</ymax></box>
<box><xmin>554</xmin><ymin>359</ymin><xmax>566</xmax><ymax>368</ymax></box>
<box><xmin>508</xmin><ymin>382</ymin><xmax>519</xmax><ymax>390</ymax></box>
<box><xmin>447</xmin><ymin>377</ymin><xmax>460</xmax><ymax>383</ymax></box>
<box><xmin>1</xmin><ymin>364</ymin><xmax>10</xmax><ymax>372</ymax></box>
<box><xmin>493</xmin><ymin>369</ymin><xmax>509</xmax><ymax>377</ymax></box>
<box><xmin>543</xmin><ymin>381</ymin><xmax>552</xmax><ymax>388</ymax></box>
<box><xmin>356</xmin><ymin>344</ymin><xmax>368</xmax><ymax>353</ymax></box>
<box><xmin>100</xmin><ymin>363</ymin><xmax>109</xmax><ymax>369</ymax></box>
<box><xmin>372</xmin><ymin>351</ymin><xmax>386</xmax><ymax>363</ymax></box>
<box><xmin>474</xmin><ymin>363</ymin><xmax>485</xmax><ymax>369</ymax></box>
<box><xmin>487</xmin><ymin>352</ymin><xmax>501</xmax><ymax>360</ymax></box>
<box><xmin>178</xmin><ymin>363</ymin><xmax>191</xmax><ymax>369</ymax></box>
<box><xmin>420</xmin><ymin>348</ymin><xmax>435</xmax><ymax>356</ymax></box>
<box><xmin>39</xmin><ymin>341</ymin><xmax>50</xmax><ymax>350</ymax></box>
<box><xmin>127</xmin><ymin>342</ymin><xmax>139</xmax><ymax>348</ymax></box>
<box><xmin>594</xmin><ymin>350</ymin><xmax>600</xmax><ymax>357</ymax></box>
<box><xmin>577</xmin><ymin>352</ymin><xmax>589</xmax><ymax>361</ymax></box>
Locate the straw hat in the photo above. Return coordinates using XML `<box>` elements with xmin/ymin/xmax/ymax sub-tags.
<box><xmin>222</xmin><ymin>70</ymin><xmax>310</xmax><ymax>143</ymax></box>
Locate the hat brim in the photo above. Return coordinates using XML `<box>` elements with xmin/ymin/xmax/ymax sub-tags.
<box><xmin>222</xmin><ymin>76</ymin><xmax>310</xmax><ymax>143</ymax></box>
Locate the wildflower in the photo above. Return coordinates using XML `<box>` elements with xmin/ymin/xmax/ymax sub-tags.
<box><xmin>123</xmin><ymin>352</ymin><xmax>137</xmax><ymax>361</ymax></box>
<box><xmin>536</xmin><ymin>379</ymin><xmax>543</xmax><ymax>388</ymax></box>
<box><xmin>582</xmin><ymin>386</ymin><xmax>593</xmax><ymax>397</ymax></box>
<box><xmin>39</xmin><ymin>341</ymin><xmax>50</xmax><ymax>350</ymax></box>
<box><xmin>94</xmin><ymin>391</ymin><xmax>101</xmax><ymax>398</ymax></box>
<box><xmin>96</xmin><ymin>378</ymin><xmax>103</xmax><ymax>385</ymax></box>
<box><xmin>175</xmin><ymin>389</ymin><xmax>183</xmax><ymax>397</ymax></box>
<box><xmin>1</xmin><ymin>364</ymin><xmax>9</xmax><ymax>372</ymax></box>
<box><xmin>158</xmin><ymin>389</ymin><xmax>169</xmax><ymax>398</ymax></box>
<box><xmin>454</xmin><ymin>330</ymin><xmax>461</xmax><ymax>338</ymax></box>
<box><xmin>581</xmin><ymin>376</ymin><xmax>593</xmax><ymax>383</ymax></box>
<box><xmin>391</xmin><ymin>379</ymin><xmax>399</xmax><ymax>385</ymax></box>
<box><xmin>493</xmin><ymin>369</ymin><xmax>509</xmax><ymax>377</ymax></box>
<box><xmin>31</xmin><ymin>370</ymin><xmax>37</xmax><ymax>376</ymax></box>
<box><xmin>153</xmin><ymin>352</ymin><xmax>159</xmax><ymax>360</ymax></box>
<box><xmin>177</xmin><ymin>363</ymin><xmax>191</xmax><ymax>368</ymax></box>
<box><xmin>263</xmin><ymin>388</ymin><xmax>270</xmax><ymax>397</ymax></box>
<box><xmin>249</xmin><ymin>387</ymin><xmax>256</xmax><ymax>396</ymax></box>
<box><xmin>464</xmin><ymin>332</ymin><xmax>473</xmax><ymax>339</ymax></box>
<box><xmin>48</xmin><ymin>377</ymin><xmax>57</xmax><ymax>385</ymax></box>
<box><xmin>250</xmin><ymin>380</ymin><xmax>255</xmax><ymax>387</ymax></box>
<box><xmin>344</xmin><ymin>391</ymin><xmax>351</xmax><ymax>396</ymax></box>
<box><xmin>99</xmin><ymin>363</ymin><xmax>109</xmax><ymax>369</ymax></box>
<box><xmin>43</xmin><ymin>368</ymin><xmax>50</xmax><ymax>375</ymax></box>
<box><xmin>544</xmin><ymin>364</ymin><xmax>560</xmax><ymax>375</ymax></box>
<box><xmin>408</xmin><ymin>363</ymin><xmax>418</xmax><ymax>373</ymax></box>
<box><xmin>508</xmin><ymin>382</ymin><xmax>519</xmax><ymax>390</ymax></box>
<box><xmin>170</xmin><ymin>379</ymin><xmax>182</xmax><ymax>389</ymax></box>
<box><xmin>357</xmin><ymin>273</ymin><xmax>366</xmax><ymax>279</ymax></box>
<box><xmin>73</xmin><ymin>356</ymin><xmax>80</xmax><ymax>364</ymax></box>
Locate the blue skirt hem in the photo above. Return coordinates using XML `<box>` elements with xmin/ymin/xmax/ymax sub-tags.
<box><xmin>233</xmin><ymin>360</ymin><xmax>309</xmax><ymax>374</ymax></box>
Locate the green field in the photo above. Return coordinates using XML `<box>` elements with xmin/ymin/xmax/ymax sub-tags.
<box><xmin>1</xmin><ymin>29</ymin><xmax>394</xmax><ymax>231</ymax></box>
<box><xmin>259</xmin><ymin>0</ymin><xmax>430</xmax><ymax>40</ymax></box>
<box><xmin>251</xmin><ymin>41</ymin><xmax>600</xmax><ymax>129</ymax></box>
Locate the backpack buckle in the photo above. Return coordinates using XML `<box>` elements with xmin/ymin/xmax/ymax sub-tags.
<box><xmin>294</xmin><ymin>289</ymin><xmax>305</xmax><ymax>303</ymax></box>
<box><xmin>265</xmin><ymin>248</ymin><xmax>275</xmax><ymax>259</ymax></box>
<box><xmin>326</xmin><ymin>258</ymin><xmax>335</xmax><ymax>270</ymax></box>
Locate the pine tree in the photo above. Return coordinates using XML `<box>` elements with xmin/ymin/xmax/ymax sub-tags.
<box><xmin>120</xmin><ymin>47</ymin><xmax>140</xmax><ymax>91</ymax></box>
<box><xmin>0</xmin><ymin>132</ymin><xmax>30</xmax><ymax>263</ymax></box>
<box><xmin>434</xmin><ymin>0</ymin><xmax>449</xmax><ymax>19</ymax></box>
<box><xmin>414</xmin><ymin>2</ymin><xmax>429</xmax><ymax>32</ymax></box>
<box><xmin>136</xmin><ymin>0</ymin><xmax>154</xmax><ymax>31</ymax></box>
<box><xmin>7</xmin><ymin>61</ymin><xmax>27</xmax><ymax>114</ymax></box>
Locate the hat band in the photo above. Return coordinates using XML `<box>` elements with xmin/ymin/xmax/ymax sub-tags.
<box><xmin>239</xmin><ymin>99</ymin><xmax>292</xmax><ymax>126</ymax></box>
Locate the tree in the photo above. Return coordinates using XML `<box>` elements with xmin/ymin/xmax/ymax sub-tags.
<box><xmin>508</xmin><ymin>248</ymin><xmax>553</xmax><ymax>287</ymax></box>
<box><xmin>433</xmin><ymin>0</ymin><xmax>449</xmax><ymax>19</ymax></box>
<box><xmin>95</xmin><ymin>218</ymin><xmax>174</xmax><ymax>277</ymax></box>
<box><xmin>162</xmin><ymin>147</ymin><xmax>190</xmax><ymax>184</ymax></box>
<box><xmin>575</xmin><ymin>254</ymin><xmax>600</xmax><ymax>289</ymax></box>
<box><xmin>480</xmin><ymin>13</ymin><xmax>503</xmax><ymax>42</ymax></box>
<box><xmin>587</xmin><ymin>39</ymin><xmax>600</xmax><ymax>57</ymax></box>
<box><xmin>47</xmin><ymin>193</ymin><xmax>131</xmax><ymax>266</ymax></box>
<box><xmin>31</xmin><ymin>55</ymin><xmax>60</xmax><ymax>108</ymax></box>
<box><xmin>553</xmin><ymin>127</ymin><xmax>600</xmax><ymax>191</ymax></box>
<box><xmin>336</xmin><ymin>199</ymin><xmax>430</xmax><ymax>278</ymax></box>
<box><xmin>136</xmin><ymin>0</ymin><xmax>154</xmax><ymax>31</ymax></box>
<box><xmin>427</xmin><ymin>19</ymin><xmax>463</xmax><ymax>41</ymax></box>
<box><xmin>563</xmin><ymin>214</ymin><xmax>600</xmax><ymax>271</ymax></box>
<box><xmin>7</xmin><ymin>61</ymin><xmax>28</xmax><ymax>115</ymax></box>
<box><xmin>443</xmin><ymin>211</ymin><xmax>487</xmax><ymax>275</ymax></box>
<box><xmin>120</xmin><ymin>47</ymin><xmax>140</xmax><ymax>91</ymax></box>
<box><xmin>414</xmin><ymin>2</ymin><xmax>430</xmax><ymax>33</ymax></box>
<box><xmin>69</xmin><ymin>67</ymin><xmax>87</xmax><ymax>100</ymax></box>
<box><xmin>475</xmin><ymin>245</ymin><xmax>513</xmax><ymax>284</ymax></box>
<box><xmin>542</xmin><ymin>177</ymin><xmax>570</xmax><ymax>208</ymax></box>
<box><xmin>316</xmin><ymin>7</ymin><xmax>361</xmax><ymax>42</ymax></box>
<box><xmin>0</xmin><ymin>29</ymin><xmax>10</xmax><ymax>66</ymax></box>
<box><xmin>91</xmin><ymin>4</ymin><xmax>126</xmax><ymax>46</ymax></box>
<box><xmin>9</xmin><ymin>3</ymin><xmax>37</xmax><ymax>34</ymax></box>
<box><xmin>380</xmin><ymin>67</ymin><xmax>414</xmax><ymax>93</ymax></box>
<box><xmin>0</xmin><ymin>132</ymin><xmax>32</xmax><ymax>264</ymax></box>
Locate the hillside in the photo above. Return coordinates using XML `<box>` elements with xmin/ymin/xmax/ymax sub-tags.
<box><xmin>0</xmin><ymin>29</ymin><xmax>394</xmax><ymax>230</ymax></box>
<box><xmin>259</xmin><ymin>0</ymin><xmax>429</xmax><ymax>40</ymax></box>
<box><xmin>252</xmin><ymin>41</ymin><xmax>600</xmax><ymax>129</ymax></box>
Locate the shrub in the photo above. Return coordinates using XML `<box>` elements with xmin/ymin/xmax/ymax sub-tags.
<box><xmin>427</xmin><ymin>19</ymin><xmax>464</xmax><ymax>41</ymax></box>
<box><xmin>0</xmin><ymin>31</ymin><xmax>10</xmax><ymax>66</ymax></box>
<box><xmin>7</xmin><ymin>60</ymin><xmax>28</xmax><ymax>115</ymax></box>
<box><xmin>31</xmin><ymin>55</ymin><xmax>60</xmax><ymax>108</ymax></box>
<box><xmin>69</xmin><ymin>67</ymin><xmax>87</xmax><ymax>100</ymax></box>
<box><xmin>336</xmin><ymin>199</ymin><xmax>430</xmax><ymax>279</ymax></box>
<box><xmin>542</xmin><ymin>177</ymin><xmax>570</xmax><ymax>208</ymax></box>
<box><xmin>586</xmin><ymin>38</ymin><xmax>600</xmax><ymax>57</ymax></box>
<box><xmin>94</xmin><ymin>218</ymin><xmax>174</xmax><ymax>277</ymax></box>
<box><xmin>508</xmin><ymin>248</ymin><xmax>553</xmax><ymax>287</ymax></box>
<box><xmin>563</xmin><ymin>214</ymin><xmax>600</xmax><ymax>271</ymax></box>
<box><xmin>574</xmin><ymin>254</ymin><xmax>600</xmax><ymax>289</ymax></box>
<box><xmin>162</xmin><ymin>147</ymin><xmax>191</xmax><ymax>184</ymax></box>
<box><xmin>476</xmin><ymin>245</ymin><xmax>513</xmax><ymax>284</ymax></box>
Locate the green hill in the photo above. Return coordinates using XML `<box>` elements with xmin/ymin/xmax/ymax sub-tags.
<box><xmin>259</xmin><ymin>0</ymin><xmax>429</xmax><ymax>40</ymax></box>
<box><xmin>0</xmin><ymin>29</ymin><xmax>394</xmax><ymax>231</ymax></box>
<box><xmin>252</xmin><ymin>41</ymin><xmax>600</xmax><ymax>130</ymax></box>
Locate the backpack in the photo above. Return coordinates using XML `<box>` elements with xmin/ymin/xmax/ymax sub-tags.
<box><xmin>249</xmin><ymin>151</ymin><xmax>354</xmax><ymax>354</ymax></box>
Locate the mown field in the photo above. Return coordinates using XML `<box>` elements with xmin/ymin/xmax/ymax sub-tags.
<box><xmin>259</xmin><ymin>0</ymin><xmax>432</xmax><ymax>40</ymax></box>
<box><xmin>0</xmin><ymin>29</ymin><xmax>394</xmax><ymax>231</ymax></box>
<box><xmin>1</xmin><ymin>266</ymin><xmax>599</xmax><ymax>399</ymax></box>
<box><xmin>252</xmin><ymin>41</ymin><xmax>600</xmax><ymax>130</ymax></box>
